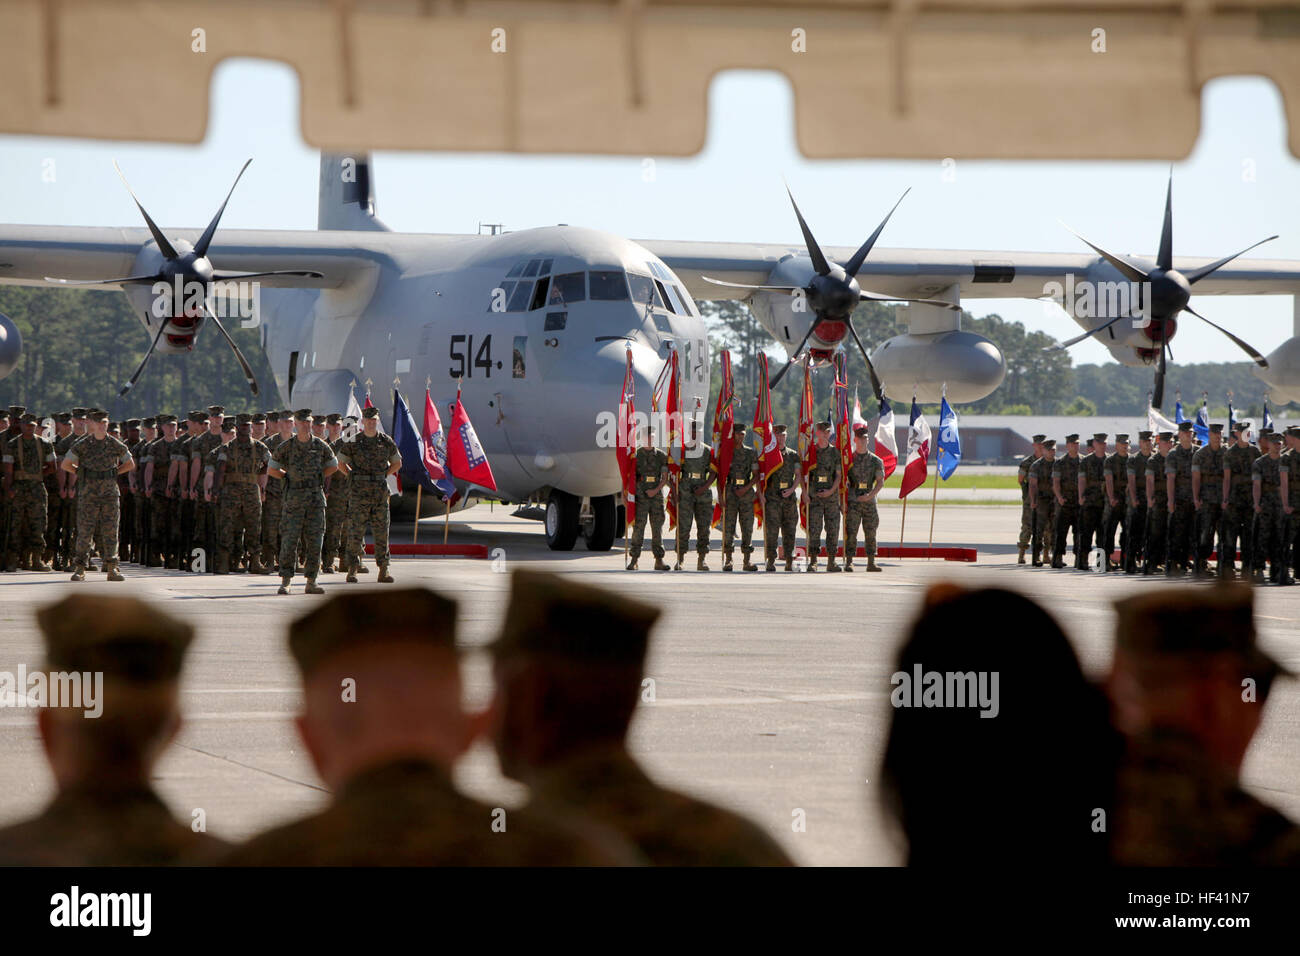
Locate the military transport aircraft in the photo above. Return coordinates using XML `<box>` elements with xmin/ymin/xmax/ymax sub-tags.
<box><xmin>1</xmin><ymin>154</ymin><xmax>1299</xmax><ymax>551</ymax></box>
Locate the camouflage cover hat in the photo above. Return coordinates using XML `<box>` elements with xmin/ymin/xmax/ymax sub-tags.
<box><xmin>207</xmin><ymin>405</ymin><xmax>225</xmax><ymax>417</ymax></box>
<box><xmin>221</xmin><ymin>420</ymin><xmax>236</xmax><ymax>433</ymax></box>
<box><xmin>361</xmin><ymin>406</ymin><xmax>379</xmax><ymax>420</ymax></box>
<box><xmin>325</xmin><ymin>413</ymin><xmax>342</xmax><ymax>425</ymax></box>
<box><xmin>1177</xmin><ymin>420</ymin><xmax>1193</xmax><ymax>432</ymax></box>
<box><xmin>853</xmin><ymin>424</ymin><xmax>869</xmax><ymax>437</ymax></box>
<box><xmin>1041</xmin><ymin>439</ymin><xmax>1056</xmax><ymax>449</ymax></box>
<box><xmin>265</xmin><ymin>411</ymin><xmax>280</xmax><ymax>423</ymax></box>
<box><xmin>251</xmin><ymin>412</ymin><xmax>266</xmax><ymax>423</ymax></box>
<box><xmin>235</xmin><ymin>413</ymin><xmax>253</xmax><ymax>426</ymax></box>
<box><xmin>55</xmin><ymin>412</ymin><xmax>72</xmax><ymax>424</ymax></box>
<box><xmin>70</xmin><ymin>407</ymin><xmax>87</xmax><ymax>418</ymax></box>
<box><xmin>1209</xmin><ymin>423</ymin><xmax>1224</xmax><ymax>433</ymax></box>
<box><xmin>1157</xmin><ymin>431</ymin><xmax>1174</xmax><ymax>441</ymax></box>
<box><xmin>772</xmin><ymin>424</ymin><xmax>787</xmax><ymax>434</ymax></box>
<box><xmin>125</xmin><ymin>418</ymin><xmax>141</xmax><ymax>429</ymax></box>
<box><xmin>8</xmin><ymin>405</ymin><xmax>25</xmax><ymax>417</ymax></box>
<box><xmin>1137</xmin><ymin>430</ymin><xmax>1152</xmax><ymax>440</ymax></box>
<box><xmin>87</xmin><ymin>410</ymin><xmax>109</xmax><ymax>423</ymax></box>
<box><xmin>1114</xmin><ymin>433</ymin><xmax>1130</xmax><ymax>443</ymax></box>
<box><xmin>19</xmin><ymin>413</ymin><xmax>37</xmax><ymax>424</ymax></box>
<box><xmin>311</xmin><ymin>414</ymin><xmax>327</xmax><ymax>425</ymax></box>
<box><xmin>187</xmin><ymin>410</ymin><xmax>207</xmax><ymax>424</ymax></box>
<box><xmin>293</xmin><ymin>408</ymin><xmax>313</xmax><ymax>422</ymax></box>
<box><xmin>1092</xmin><ymin>433</ymin><xmax>1108</xmax><ymax>442</ymax></box>
<box><xmin>1114</xmin><ymin>586</ymin><xmax>1292</xmax><ymax>678</ymax></box>
<box><xmin>37</xmin><ymin>595</ymin><xmax>194</xmax><ymax>681</ymax></box>
<box><xmin>288</xmin><ymin>588</ymin><xmax>458</xmax><ymax>676</ymax></box>
<box><xmin>815</xmin><ymin>421</ymin><xmax>832</xmax><ymax>432</ymax></box>
<box><xmin>490</xmin><ymin>570</ymin><xmax>658</xmax><ymax>666</ymax></box>
<box><xmin>1064</xmin><ymin>433</ymin><xmax>1079</xmax><ymax>443</ymax></box>
<box><xmin>1031</xmin><ymin>434</ymin><xmax>1047</xmax><ymax>443</ymax></box>
<box><xmin>1286</xmin><ymin>425</ymin><xmax>1300</xmax><ymax>437</ymax></box>
<box><xmin>141</xmin><ymin>417</ymin><xmax>156</xmax><ymax>428</ymax></box>
<box><xmin>731</xmin><ymin>422</ymin><xmax>747</xmax><ymax>435</ymax></box>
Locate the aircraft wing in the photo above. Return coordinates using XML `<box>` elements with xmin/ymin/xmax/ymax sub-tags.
<box><xmin>640</xmin><ymin>239</ymin><xmax>1300</xmax><ymax>303</ymax></box>
<box><xmin>0</xmin><ymin>225</ymin><xmax>380</xmax><ymax>290</ymax></box>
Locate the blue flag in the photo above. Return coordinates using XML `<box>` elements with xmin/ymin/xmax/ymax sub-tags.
<box><xmin>1174</xmin><ymin>396</ymin><xmax>1187</xmax><ymax>424</ymax></box>
<box><xmin>1228</xmin><ymin>400</ymin><xmax>1238</xmax><ymax>435</ymax></box>
<box><xmin>391</xmin><ymin>389</ymin><xmax>438</xmax><ymax>493</ymax></box>
<box><xmin>1263</xmin><ymin>401</ymin><xmax>1273</xmax><ymax>433</ymax></box>
<box><xmin>937</xmin><ymin>395</ymin><xmax>961</xmax><ymax>480</ymax></box>
<box><xmin>1193</xmin><ymin>400</ymin><xmax>1209</xmax><ymax>445</ymax></box>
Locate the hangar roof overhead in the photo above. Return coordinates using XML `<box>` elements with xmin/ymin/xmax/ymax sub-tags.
<box><xmin>2</xmin><ymin>0</ymin><xmax>1299</xmax><ymax>159</ymax></box>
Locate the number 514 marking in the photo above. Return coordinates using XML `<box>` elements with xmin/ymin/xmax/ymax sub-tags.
<box><xmin>449</xmin><ymin>334</ymin><xmax>497</xmax><ymax>378</ymax></box>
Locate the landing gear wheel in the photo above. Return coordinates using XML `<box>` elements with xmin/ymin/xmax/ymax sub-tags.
<box><xmin>586</xmin><ymin>494</ymin><xmax>617</xmax><ymax>551</ymax></box>
<box><xmin>545</xmin><ymin>489</ymin><xmax>580</xmax><ymax>551</ymax></box>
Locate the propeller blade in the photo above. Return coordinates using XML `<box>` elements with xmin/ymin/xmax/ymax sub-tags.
<box><xmin>210</xmin><ymin>269</ymin><xmax>326</xmax><ymax>282</ymax></box>
<box><xmin>113</xmin><ymin>161</ymin><xmax>179</xmax><ymax>260</ymax></box>
<box><xmin>769</xmin><ymin>320</ymin><xmax>820</xmax><ymax>389</ymax></box>
<box><xmin>846</xmin><ymin>319</ymin><xmax>884</xmax><ymax>401</ymax></box>
<box><xmin>1184</xmin><ymin>235</ymin><xmax>1279</xmax><ymax>285</ymax></box>
<box><xmin>859</xmin><ymin>289</ymin><xmax>961</xmax><ymax>310</ymax></box>
<box><xmin>1157</xmin><ymin>171</ymin><xmax>1174</xmax><ymax>271</ymax></box>
<box><xmin>700</xmin><ymin>276</ymin><xmax>802</xmax><ymax>294</ymax></box>
<box><xmin>785</xmin><ymin>186</ymin><xmax>831</xmax><ymax>276</ymax></box>
<box><xmin>1184</xmin><ymin>306</ymin><xmax>1269</xmax><ymax>368</ymax></box>
<box><xmin>195</xmin><ymin>159</ymin><xmax>253</xmax><ymax>257</ymax></box>
<box><xmin>1048</xmin><ymin>313</ymin><xmax>1131</xmax><ymax>350</ymax></box>
<box><xmin>844</xmin><ymin>188</ymin><xmax>910</xmax><ymax>278</ymax></box>
<box><xmin>119</xmin><ymin>321</ymin><xmax>169</xmax><ymax>396</ymax></box>
<box><xmin>43</xmin><ymin>273</ymin><xmax>163</xmax><ymax>286</ymax></box>
<box><xmin>1152</xmin><ymin>342</ymin><xmax>1167</xmax><ymax>410</ymax></box>
<box><xmin>1060</xmin><ymin>222</ymin><xmax>1149</xmax><ymax>284</ymax></box>
<box><xmin>203</xmin><ymin>306</ymin><xmax>260</xmax><ymax>395</ymax></box>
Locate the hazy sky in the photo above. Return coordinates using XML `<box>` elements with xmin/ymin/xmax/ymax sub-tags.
<box><xmin>2</xmin><ymin>60</ymin><xmax>1297</xmax><ymax>365</ymax></box>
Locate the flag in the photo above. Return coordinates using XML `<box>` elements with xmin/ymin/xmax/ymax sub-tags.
<box><xmin>391</xmin><ymin>389</ymin><xmax>432</xmax><ymax>493</ymax></box>
<box><xmin>344</xmin><ymin>385</ymin><xmax>363</xmax><ymax>441</ymax></box>
<box><xmin>616</xmin><ymin>348</ymin><xmax>638</xmax><ymax>530</ymax></box>
<box><xmin>655</xmin><ymin>349</ymin><xmax>683</xmax><ymax>530</ymax></box>
<box><xmin>1228</xmin><ymin>397</ymin><xmax>1238</xmax><ymax>436</ymax></box>
<box><xmin>1193</xmin><ymin>395</ymin><xmax>1210</xmax><ymax>445</ymax></box>
<box><xmin>797</xmin><ymin>361</ymin><xmax>815</xmax><ymax>530</ymax></box>
<box><xmin>422</xmin><ymin>388</ymin><xmax>458</xmax><ymax>500</ymax></box>
<box><xmin>752</xmin><ymin>353</ymin><xmax>783</xmax><ymax>528</ymax></box>
<box><xmin>872</xmin><ymin>398</ymin><xmax>898</xmax><ymax>478</ymax></box>
<box><xmin>937</xmin><ymin>394</ymin><xmax>962</xmax><ymax>480</ymax></box>
<box><xmin>1174</xmin><ymin>393</ymin><xmax>1187</xmax><ymax>424</ymax></box>
<box><xmin>833</xmin><ymin>354</ymin><xmax>852</xmax><ymax>540</ymax></box>
<box><xmin>899</xmin><ymin>397</ymin><xmax>931</xmax><ymax>499</ymax></box>
<box><xmin>1147</xmin><ymin>397</ymin><xmax>1177</xmax><ymax>437</ymax></box>
<box><xmin>367</xmin><ymin>391</ymin><xmax>401</xmax><ymax>496</ymax></box>
<box><xmin>446</xmin><ymin>385</ymin><xmax>498</xmax><ymax>492</ymax></box>
<box><xmin>852</xmin><ymin>388</ymin><xmax>869</xmax><ymax>432</ymax></box>
<box><xmin>710</xmin><ymin>351</ymin><xmax>735</xmax><ymax>530</ymax></box>
<box><xmin>1263</xmin><ymin>401</ymin><xmax>1273</xmax><ymax>433</ymax></box>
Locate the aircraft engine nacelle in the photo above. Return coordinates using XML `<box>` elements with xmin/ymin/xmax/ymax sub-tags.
<box><xmin>1255</xmin><ymin>335</ymin><xmax>1300</xmax><ymax>406</ymax></box>
<box><xmin>871</xmin><ymin>330</ymin><xmax>1005</xmax><ymax>404</ymax></box>
<box><xmin>0</xmin><ymin>312</ymin><xmax>21</xmax><ymax>380</ymax></box>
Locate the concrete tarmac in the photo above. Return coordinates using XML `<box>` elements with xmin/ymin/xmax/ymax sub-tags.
<box><xmin>0</xmin><ymin>502</ymin><xmax>1296</xmax><ymax>866</ymax></box>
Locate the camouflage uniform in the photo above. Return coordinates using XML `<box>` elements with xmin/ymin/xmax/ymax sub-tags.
<box><xmin>174</xmin><ymin>431</ymin><xmax>196</xmax><ymax>570</ymax></box>
<box><xmin>223</xmin><ymin>758</ymin><xmax>626</xmax><ymax>866</ymax></box>
<box><xmin>272</xmin><ymin>434</ymin><xmax>337</xmax><ymax>582</ymax></box>
<box><xmin>1101</xmin><ymin>450</ymin><xmax>1128</xmax><ymax>561</ymax></box>
<box><xmin>1113</xmin><ymin>730</ymin><xmax>1300</xmax><ymax>867</ymax></box>
<box><xmin>340</xmin><ymin>432</ymin><xmax>401</xmax><ymax>571</ymax></box>
<box><xmin>762</xmin><ymin>448</ymin><xmax>800</xmax><ymax>567</ymax></box>
<box><xmin>261</xmin><ymin>432</ymin><xmax>286</xmax><ymax>571</ymax></box>
<box><xmin>1192</xmin><ymin>441</ymin><xmax>1225</xmax><ymax>572</ymax></box>
<box><xmin>1143</xmin><ymin>450</ymin><xmax>1168</xmax><ymax>573</ymax></box>
<box><xmin>1029</xmin><ymin>456</ymin><xmax>1056</xmax><ymax>565</ymax></box>
<box><xmin>629</xmin><ymin>446</ymin><xmax>669</xmax><ymax>563</ymax></box>
<box><xmin>721</xmin><ymin>443</ymin><xmax>758</xmax><ymax>565</ymax></box>
<box><xmin>806</xmin><ymin>446</ymin><xmax>841</xmax><ymax>567</ymax></box>
<box><xmin>215</xmin><ymin>437</ymin><xmax>270</xmax><ymax>573</ymax></box>
<box><xmin>1163</xmin><ymin>444</ymin><xmax>1196</xmax><ymax>573</ymax></box>
<box><xmin>1282</xmin><ymin>446</ymin><xmax>1300</xmax><ymax>579</ymax></box>
<box><xmin>1251</xmin><ymin>453</ymin><xmax>1283</xmax><ymax>580</ymax></box>
<box><xmin>42</xmin><ymin>430</ymin><xmax>66</xmax><ymax>564</ymax></box>
<box><xmin>64</xmin><ymin>434</ymin><xmax>132</xmax><ymax>576</ymax></box>
<box><xmin>1077</xmin><ymin>453</ymin><xmax>1106</xmax><ymax>565</ymax></box>
<box><xmin>674</xmin><ymin>445</ymin><xmax>713</xmax><ymax>562</ymax></box>
<box><xmin>1219</xmin><ymin>441</ymin><xmax>1260</xmax><ymax>579</ymax></box>
<box><xmin>1016</xmin><ymin>453</ymin><xmax>1036</xmax><ymax>554</ymax></box>
<box><xmin>324</xmin><ymin>435</ymin><xmax>351</xmax><ymax>570</ymax></box>
<box><xmin>1124</xmin><ymin>451</ymin><xmax>1150</xmax><ymax>573</ymax></box>
<box><xmin>844</xmin><ymin>451</ymin><xmax>884</xmax><ymax>566</ymax></box>
<box><xmin>2</xmin><ymin>432</ymin><xmax>54</xmax><ymax>562</ymax></box>
<box><xmin>190</xmin><ymin>430</ymin><xmax>223</xmax><ymax>572</ymax></box>
<box><xmin>55</xmin><ymin>430</ymin><xmax>82</xmax><ymax>567</ymax></box>
<box><xmin>1051</xmin><ymin>453</ymin><xmax>1082</xmax><ymax>568</ymax></box>
<box><xmin>530</xmin><ymin>748</ymin><xmax>795</xmax><ymax>866</ymax></box>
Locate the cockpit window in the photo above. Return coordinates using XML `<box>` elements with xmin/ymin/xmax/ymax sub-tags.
<box><xmin>523</xmin><ymin>259</ymin><xmax>542</xmax><ymax>278</ymax></box>
<box><xmin>550</xmin><ymin>272</ymin><xmax>585</xmax><ymax>305</ymax></box>
<box><xmin>589</xmin><ymin>271</ymin><xmax>629</xmax><ymax>301</ymax></box>
<box><xmin>626</xmin><ymin>273</ymin><xmax>660</xmax><ymax>310</ymax></box>
<box><xmin>506</xmin><ymin>261</ymin><xmax>526</xmax><ymax>278</ymax></box>
<box><xmin>507</xmin><ymin>281</ymin><xmax>534</xmax><ymax>312</ymax></box>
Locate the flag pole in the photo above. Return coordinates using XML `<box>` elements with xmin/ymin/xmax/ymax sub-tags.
<box><xmin>444</xmin><ymin>493</ymin><xmax>450</xmax><ymax>544</ymax></box>
<box><xmin>926</xmin><ymin>464</ymin><xmax>939</xmax><ymax>557</ymax></box>
<box><xmin>414</xmin><ymin>485</ymin><xmax>422</xmax><ymax>543</ymax></box>
<box><xmin>900</xmin><ymin>497</ymin><xmax>908</xmax><ymax>555</ymax></box>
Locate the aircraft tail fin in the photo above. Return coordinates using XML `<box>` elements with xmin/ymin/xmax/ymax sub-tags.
<box><xmin>318</xmin><ymin>153</ymin><xmax>388</xmax><ymax>231</ymax></box>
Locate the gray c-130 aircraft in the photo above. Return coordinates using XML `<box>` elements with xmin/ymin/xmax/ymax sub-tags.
<box><xmin>2</xmin><ymin>154</ymin><xmax>1299</xmax><ymax>551</ymax></box>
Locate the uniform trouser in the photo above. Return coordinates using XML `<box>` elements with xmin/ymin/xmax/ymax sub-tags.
<box><xmin>177</xmin><ymin>498</ymin><xmax>195</xmax><ymax>569</ymax></box>
<box><xmin>195</xmin><ymin>499</ymin><xmax>217</xmax><ymax>572</ymax></box>
<box><xmin>1102</xmin><ymin>501</ymin><xmax>1125</xmax><ymax>557</ymax></box>
<box><xmin>807</xmin><ymin>497</ymin><xmax>840</xmax><ymax>561</ymax></box>
<box><xmin>1219</xmin><ymin>503</ymin><xmax>1253</xmax><ymax>578</ymax></box>
<box><xmin>722</xmin><ymin>495</ymin><xmax>756</xmax><ymax>557</ymax></box>
<box><xmin>218</xmin><ymin>485</ymin><xmax>261</xmax><ymax>569</ymax></box>
<box><xmin>149</xmin><ymin>493</ymin><xmax>178</xmax><ymax>565</ymax></box>
<box><xmin>763</xmin><ymin>494</ymin><xmax>798</xmax><ymax>561</ymax></box>
<box><xmin>675</xmin><ymin>493</ymin><xmax>712</xmax><ymax>556</ymax></box>
<box><xmin>844</xmin><ymin>500</ymin><xmax>879</xmax><ymax>561</ymax></box>
<box><xmin>1018</xmin><ymin>495</ymin><xmax>1032</xmax><ymax>550</ymax></box>
<box><xmin>345</xmin><ymin>482</ymin><xmax>393</xmax><ymax>568</ymax></box>
<box><xmin>261</xmin><ymin>484</ymin><xmax>283</xmax><ymax>568</ymax></box>
<box><xmin>1282</xmin><ymin>511</ymin><xmax>1299</xmax><ymax>577</ymax></box>
<box><xmin>1166</xmin><ymin>501</ymin><xmax>1196</xmax><ymax>570</ymax></box>
<box><xmin>74</xmin><ymin>487</ymin><xmax>120</xmax><ymax>570</ymax></box>
<box><xmin>628</xmin><ymin>492</ymin><xmax>665</xmax><ymax>559</ymax></box>
<box><xmin>0</xmin><ymin>496</ymin><xmax>13</xmax><ymax>568</ymax></box>
<box><xmin>1124</xmin><ymin>503</ymin><xmax>1147</xmax><ymax>570</ymax></box>
<box><xmin>1053</xmin><ymin>501</ymin><xmax>1080</xmax><ymax>566</ymax></box>
<box><xmin>119</xmin><ymin>490</ymin><xmax>135</xmax><ymax>560</ymax></box>
<box><xmin>1031</xmin><ymin>501</ymin><xmax>1055</xmax><ymax>563</ymax></box>
<box><xmin>10</xmin><ymin>481</ymin><xmax>47</xmax><ymax>554</ymax></box>
<box><xmin>324</xmin><ymin>489</ymin><xmax>348</xmax><ymax>565</ymax></box>
<box><xmin>1078</xmin><ymin>503</ymin><xmax>1104</xmax><ymax>562</ymax></box>
<box><xmin>1252</xmin><ymin>507</ymin><xmax>1283</xmax><ymax>577</ymax></box>
<box><xmin>279</xmin><ymin>489</ymin><xmax>326</xmax><ymax>579</ymax></box>
<box><xmin>61</xmin><ymin>494</ymin><xmax>78</xmax><ymax>565</ymax></box>
<box><xmin>43</xmin><ymin>482</ymin><xmax>60</xmax><ymax>557</ymax></box>
<box><xmin>1197</xmin><ymin>502</ymin><xmax>1222</xmax><ymax>567</ymax></box>
<box><xmin>1144</xmin><ymin>504</ymin><xmax>1168</xmax><ymax>571</ymax></box>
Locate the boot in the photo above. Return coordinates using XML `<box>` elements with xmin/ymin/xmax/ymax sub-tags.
<box><xmin>626</xmin><ymin>557</ymin><xmax>639</xmax><ymax>571</ymax></box>
<box><xmin>106</xmin><ymin>561</ymin><xmax>124</xmax><ymax>582</ymax></box>
<box><xmin>320</xmin><ymin>559</ymin><xmax>334</xmax><ymax>575</ymax></box>
<box><xmin>346</xmin><ymin>565</ymin><xmax>358</xmax><ymax>583</ymax></box>
<box><xmin>653</xmin><ymin>557</ymin><xmax>669</xmax><ymax>571</ymax></box>
<box><xmin>827</xmin><ymin>560</ymin><xmax>842</xmax><ymax>572</ymax></box>
<box><xmin>765</xmin><ymin>558</ymin><xmax>776</xmax><ymax>572</ymax></box>
<box><xmin>215</xmin><ymin>554</ymin><xmax>229</xmax><ymax>575</ymax></box>
<box><xmin>742</xmin><ymin>556</ymin><xmax>758</xmax><ymax>572</ymax></box>
<box><xmin>784</xmin><ymin>558</ymin><xmax>793</xmax><ymax>572</ymax></box>
<box><xmin>673</xmin><ymin>553</ymin><xmax>684</xmax><ymax>571</ymax></box>
<box><xmin>844</xmin><ymin>559</ymin><xmax>855</xmax><ymax>572</ymax></box>
<box><xmin>30</xmin><ymin>549</ymin><xmax>51</xmax><ymax>572</ymax></box>
<box><xmin>356</xmin><ymin>563</ymin><xmax>369</xmax><ymax>574</ymax></box>
<box><xmin>1017</xmin><ymin>546</ymin><xmax>1026</xmax><ymax>565</ymax></box>
<box><xmin>305</xmin><ymin>578</ymin><xmax>324</xmax><ymax>595</ymax></box>
<box><xmin>696</xmin><ymin>555</ymin><xmax>709</xmax><ymax>572</ymax></box>
<box><xmin>377</xmin><ymin>564</ymin><xmax>395</xmax><ymax>583</ymax></box>
<box><xmin>248</xmin><ymin>555</ymin><xmax>264</xmax><ymax>575</ymax></box>
<box><xmin>722</xmin><ymin>554</ymin><xmax>733</xmax><ymax>572</ymax></box>
<box><xmin>70</xmin><ymin>567</ymin><xmax>85</xmax><ymax>582</ymax></box>
<box><xmin>278</xmin><ymin>576</ymin><xmax>291</xmax><ymax>594</ymax></box>
<box><xmin>18</xmin><ymin>551</ymin><xmax>29</xmax><ymax>570</ymax></box>
<box><xmin>866</xmin><ymin>555</ymin><xmax>881</xmax><ymax>572</ymax></box>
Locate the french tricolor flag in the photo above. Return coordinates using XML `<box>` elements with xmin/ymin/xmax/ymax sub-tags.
<box><xmin>898</xmin><ymin>398</ymin><xmax>931</xmax><ymax>499</ymax></box>
<box><xmin>872</xmin><ymin>398</ymin><xmax>898</xmax><ymax>478</ymax></box>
